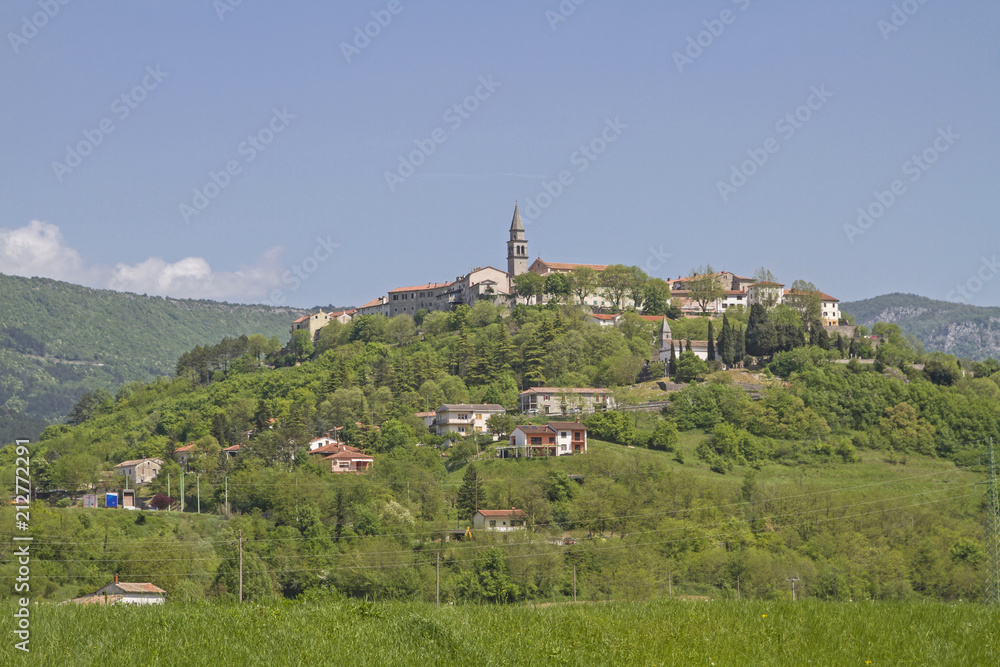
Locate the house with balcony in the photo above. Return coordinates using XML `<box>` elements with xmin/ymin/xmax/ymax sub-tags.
<box><xmin>517</xmin><ymin>388</ymin><xmax>612</xmax><ymax>415</ymax></box>
<box><xmin>435</xmin><ymin>403</ymin><xmax>506</xmax><ymax>439</ymax></box>
<box><xmin>497</xmin><ymin>422</ymin><xmax>588</xmax><ymax>458</ymax></box>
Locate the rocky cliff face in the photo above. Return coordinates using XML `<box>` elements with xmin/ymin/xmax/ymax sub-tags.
<box><xmin>841</xmin><ymin>293</ymin><xmax>1000</xmax><ymax>360</ymax></box>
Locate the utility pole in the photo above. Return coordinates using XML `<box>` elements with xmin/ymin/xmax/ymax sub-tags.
<box><xmin>986</xmin><ymin>439</ymin><xmax>1000</xmax><ymax>605</ymax></box>
<box><xmin>436</xmin><ymin>553</ymin><xmax>440</xmax><ymax>605</ymax></box>
<box><xmin>180</xmin><ymin>471</ymin><xmax>185</xmax><ymax>512</ymax></box>
<box><xmin>167</xmin><ymin>473</ymin><xmax>171</xmax><ymax>508</ymax></box>
<box><xmin>196</xmin><ymin>474</ymin><xmax>201</xmax><ymax>514</ymax></box>
<box><xmin>573</xmin><ymin>566</ymin><xmax>577</xmax><ymax>603</ymax></box>
<box><xmin>225</xmin><ymin>476</ymin><xmax>229</xmax><ymax>516</ymax></box>
<box><xmin>238</xmin><ymin>529</ymin><xmax>244</xmax><ymax>603</ymax></box>
<box><xmin>787</xmin><ymin>577</ymin><xmax>800</xmax><ymax>601</ymax></box>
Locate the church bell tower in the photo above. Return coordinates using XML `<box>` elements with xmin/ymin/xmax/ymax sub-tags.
<box><xmin>506</xmin><ymin>203</ymin><xmax>528</xmax><ymax>276</ymax></box>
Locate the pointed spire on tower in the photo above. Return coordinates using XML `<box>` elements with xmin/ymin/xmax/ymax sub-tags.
<box><xmin>510</xmin><ymin>203</ymin><xmax>524</xmax><ymax>232</ymax></box>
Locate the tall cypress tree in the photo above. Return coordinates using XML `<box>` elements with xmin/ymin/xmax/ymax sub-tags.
<box><xmin>707</xmin><ymin>319</ymin><xmax>716</xmax><ymax>361</ymax></box>
<box><xmin>720</xmin><ymin>315</ymin><xmax>735</xmax><ymax>367</ymax></box>
<box><xmin>668</xmin><ymin>341</ymin><xmax>677</xmax><ymax>376</ymax></box>
<box><xmin>736</xmin><ymin>325</ymin><xmax>746</xmax><ymax>365</ymax></box>
<box><xmin>685</xmin><ymin>339</ymin><xmax>692</xmax><ymax>352</ymax></box>
<box><xmin>457</xmin><ymin>463</ymin><xmax>484</xmax><ymax>522</ymax></box>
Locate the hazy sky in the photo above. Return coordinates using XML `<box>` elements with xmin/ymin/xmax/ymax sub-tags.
<box><xmin>2</xmin><ymin>1</ymin><xmax>998</xmax><ymax>309</ymax></box>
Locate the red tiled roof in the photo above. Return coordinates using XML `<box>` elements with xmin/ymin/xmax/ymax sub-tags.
<box><xmin>590</xmin><ymin>314</ymin><xmax>618</xmax><ymax>321</ymax></box>
<box><xmin>388</xmin><ymin>282</ymin><xmax>452</xmax><ymax>293</ymax></box>
<box><xmin>514</xmin><ymin>425</ymin><xmax>552</xmax><ymax>434</ymax></box>
<box><xmin>175</xmin><ymin>444</ymin><xmax>196</xmax><ymax>453</ymax></box>
<box><xmin>477</xmin><ymin>508</ymin><xmax>527</xmax><ymax>518</ymax></box>
<box><xmin>415</xmin><ymin>411</ymin><xmax>436</xmax><ymax>417</ymax></box>
<box><xmin>114</xmin><ymin>582</ymin><xmax>166</xmax><ymax>594</ymax></box>
<box><xmin>358</xmin><ymin>297</ymin><xmax>386</xmax><ymax>309</ymax></box>
<box><xmin>539</xmin><ymin>261</ymin><xmax>609</xmax><ymax>271</ymax></box>
<box><xmin>292</xmin><ymin>315</ymin><xmax>310</xmax><ymax>323</ymax></box>
<box><xmin>546</xmin><ymin>422</ymin><xmax>587</xmax><ymax>430</ymax></box>
<box><xmin>222</xmin><ymin>444</ymin><xmax>242</xmax><ymax>453</ymax></box>
<box><xmin>325</xmin><ymin>450</ymin><xmax>374</xmax><ymax>461</ymax></box>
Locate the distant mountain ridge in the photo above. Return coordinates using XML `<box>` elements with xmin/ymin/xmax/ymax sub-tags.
<box><xmin>0</xmin><ymin>273</ymin><xmax>308</xmax><ymax>440</ymax></box>
<box><xmin>841</xmin><ymin>293</ymin><xmax>1000</xmax><ymax>360</ymax></box>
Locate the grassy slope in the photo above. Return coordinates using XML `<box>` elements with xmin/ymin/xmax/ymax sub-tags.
<box><xmin>0</xmin><ymin>273</ymin><xmax>308</xmax><ymax>431</ymax></box>
<box><xmin>2</xmin><ymin>599</ymin><xmax>995</xmax><ymax>666</ymax></box>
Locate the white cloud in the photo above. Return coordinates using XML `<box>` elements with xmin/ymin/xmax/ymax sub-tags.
<box><xmin>0</xmin><ymin>220</ymin><xmax>286</xmax><ymax>302</ymax></box>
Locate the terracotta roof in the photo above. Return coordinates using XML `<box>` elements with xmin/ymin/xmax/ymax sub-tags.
<box><xmin>590</xmin><ymin>314</ymin><xmax>619</xmax><ymax>321</ymax></box>
<box><xmin>514</xmin><ymin>425</ymin><xmax>553</xmax><ymax>435</ymax></box>
<box><xmin>175</xmin><ymin>444</ymin><xmax>196</xmax><ymax>453</ymax></box>
<box><xmin>358</xmin><ymin>297</ymin><xmax>386</xmax><ymax>309</ymax></box>
<box><xmin>115</xmin><ymin>582</ymin><xmax>166</xmax><ymax>594</ymax></box>
<box><xmin>639</xmin><ymin>315</ymin><xmax>667</xmax><ymax>322</ymax></box>
<box><xmin>438</xmin><ymin>404</ymin><xmax>505</xmax><ymax>412</ymax></box>
<box><xmin>388</xmin><ymin>282</ymin><xmax>452</xmax><ymax>293</ymax></box>
<box><xmin>784</xmin><ymin>289</ymin><xmax>839</xmax><ymax>302</ymax></box>
<box><xmin>537</xmin><ymin>260</ymin><xmax>609</xmax><ymax>272</ymax></box>
<box><xmin>292</xmin><ymin>315</ymin><xmax>310</xmax><ymax>323</ymax></box>
<box><xmin>222</xmin><ymin>444</ymin><xmax>242</xmax><ymax>453</ymax></box>
<box><xmin>415</xmin><ymin>411</ymin><xmax>436</xmax><ymax>417</ymax></box>
<box><xmin>477</xmin><ymin>508</ymin><xmax>527</xmax><ymax>518</ymax></box>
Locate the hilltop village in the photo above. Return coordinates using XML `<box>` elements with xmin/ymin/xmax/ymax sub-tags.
<box><xmin>292</xmin><ymin>204</ymin><xmax>844</xmax><ymax>367</ymax></box>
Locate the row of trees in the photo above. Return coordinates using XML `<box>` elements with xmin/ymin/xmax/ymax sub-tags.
<box><xmin>510</xmin><ymin>265</ymin><xmax>676</xmax><ymax>315</ymax></box>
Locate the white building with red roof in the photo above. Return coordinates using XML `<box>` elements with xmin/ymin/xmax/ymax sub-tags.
<box><xmin>472</xmin><ymin>508</ymin><xmax>527</xmax><ymax>531</ymax></box>
<box><xmin>70</xmin><ymin>576</ymin><xmax>166</xmax><ymax>605</ymax></box>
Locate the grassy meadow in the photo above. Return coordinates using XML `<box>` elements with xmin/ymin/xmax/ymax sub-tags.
<box><xmin>3</xmin><ymin>598</ymin><xmax>996</xmax><ymax>666</ymax></box>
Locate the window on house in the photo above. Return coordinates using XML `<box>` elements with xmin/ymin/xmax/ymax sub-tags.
<box><xmin>574</xmin><ymin>432</ymin><xmax>582</xmax><ymax>440</ymax></box>
<box><xmin>560</xmin><ymin>432</ymin><xmax>567</xmax><ymax>438</ymax></box>
<box><xmin>489</xmin><ymin>520</ymin><xmax>496</xmax><ymax>527</ymax></box>
<box><xmin>530</xmin><ymin>437</ymin><xmax>542</xmax><ymax>445</ymax></box>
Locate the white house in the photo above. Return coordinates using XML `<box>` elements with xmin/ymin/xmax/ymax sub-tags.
<box><xmin>472</xmin><ymin>508</ymin><xmax>527</xmax><ymax>531</ymax></box>
<box><xmin>71</xmin><ymin>577</ymin><xmax>166</xmax><ymax>605</ymax></box>
<box><xmin>435</xmin><ymin>404</ymin><xmax>506</xmax><ymax>439</ymax></box>
<box><xmin>499</xmin><ymin>422</ymin><xmax>588</xmax><ymax>458</ymax></box>
<box><xmin>517</xmin><ymin>388</ymin><xmax>612</xmax><ymax>415</ymax></box>
<box><xmin>114</xmin><ymin>458</ymin><xmax>163</xmax><ymax>485</ymax></box>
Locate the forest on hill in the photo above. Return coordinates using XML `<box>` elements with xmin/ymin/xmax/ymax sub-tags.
<box><xmin>0</xmin><ymin>273</ymin><xmax>306</xmax><ymax>441</ymax></box>
<box><xmin>2</xmin><ymin>297</ymin><xmax>998</xmax><ymax>606</ymax></box>
<box><xmin>842</xmin><ymin>292</ymin><xmax>1000</xmax><ymax>360</ymax></box>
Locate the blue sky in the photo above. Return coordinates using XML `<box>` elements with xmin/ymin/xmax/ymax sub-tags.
<box><xmin>2</xmin><ymin>1</ymin><xmax>998</xmax><ymax>309</ymax></box>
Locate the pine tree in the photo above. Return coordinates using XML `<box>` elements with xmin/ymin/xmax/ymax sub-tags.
<box><xmin>707</xmin><ymin>319</ymin><xmax>716</xmax><ymax>361</ymax></box>
<box><xmin>720</xmin><ymin>315</ymin><xmax>736</xmax><ymax>367</ymax></box>
<box><xmin>457</xmin><ymin>464</ymin><xmax>484</xmax><ymax>522</ymax></box>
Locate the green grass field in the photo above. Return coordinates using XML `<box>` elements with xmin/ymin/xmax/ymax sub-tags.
<box><xmin>3</xmin><ymin>599</ymin><xmax>996</xmax><ymax>666</ymax></box>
